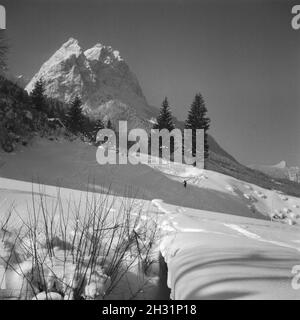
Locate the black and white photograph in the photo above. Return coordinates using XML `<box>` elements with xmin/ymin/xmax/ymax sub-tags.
<box><xmin>0</xmin><ymin>0</ymin><xmax>300</xmax><ymax>306</ymax></box>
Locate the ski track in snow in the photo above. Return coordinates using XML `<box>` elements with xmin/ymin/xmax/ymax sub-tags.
<box><xmin>151</xmin><ymin>199</ymin><xmax>171</xmax><ymax>215</ymax></box>
<box><xmin>223</xmin><ymin>223</ymin><xmax>261</xmax><ymax>240</ymax></box>
<box><xmin>152</xmin><ymin>200</ymin><xmax>235</xmax><ymax>236</ymax></box>
<box><xmin>152</xmin><ymin>199</ymin><xmax>300</xmax><ymax>253</ymax></box>
<box><xmin>224</xmin><ymin>223</ymin><xmax>300</xmax><ymax>252</ymax></box>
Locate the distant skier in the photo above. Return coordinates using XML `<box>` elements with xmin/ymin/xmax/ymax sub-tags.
<box><xmin>183</xmin><ymin>180</ymin><xmax>187</xmax><ymax>188</ymax></box>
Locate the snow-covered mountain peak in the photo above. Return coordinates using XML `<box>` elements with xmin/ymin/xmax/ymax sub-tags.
<box><xmin>53</xmin><ymin>37</ymin><xmax>83</xmax><ymax>60</ymax></box>
<box><xmin>84</xmin><ymin>43</ymin><xmax>104</xmax><ymax>61</ymax></box>
<box><xmin>84</xmin><ymin>43</ymin><xmax>123</xmax><ymax>64</ymax></box>
<box><xmin>61</xmin><ymin>37</ymin><xmax>80</xmax><ymax>49</ymax></box>
<box><xmin>25</xmin><ymin>37</ymin><xmax>156</xmax><ymax>129</ymax></box>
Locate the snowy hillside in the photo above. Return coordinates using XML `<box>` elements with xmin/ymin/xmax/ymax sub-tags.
<box><xmin>0</xmin><ymin>139</ymin><xmax>299</xmax><ymax>299</ymax></box>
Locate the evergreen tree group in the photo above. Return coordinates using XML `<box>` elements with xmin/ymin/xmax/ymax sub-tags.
<box><xmin>2</xmin><ymin>68</ymin><xmax>211</xmax><ymax>165</ymax></box>
<box><xmin>29</xmin><ymin>80</ymin><xmax>108</xmax><ymax>143</ymax></box>
<box><xmin>153</xmin><ymin>93</ymin><xmax>211</xmax><ymax>166</ymax></box>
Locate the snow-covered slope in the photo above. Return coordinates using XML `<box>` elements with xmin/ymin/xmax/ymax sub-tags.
<box><xmin>1</xmin><ymin>141</ymin><xmax>300</xmax><ymax>299</ymax></box>
<box><xmin>1</xmin><ymin>139</ymin><xmax>300</xmax><ymax>224</ymax></box>
<box><xmin>25</xmin><ymin>38</ymin><xmax>156</xmax><ymax>129</ymax></box>
<box><xmin>1</xmin><ymin>139</ymin><xmax>300</xmax><ymax>299</ymax></box>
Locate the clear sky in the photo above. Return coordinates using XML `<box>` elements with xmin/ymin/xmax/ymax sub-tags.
<box><xmin>2</xmin><ymin>0</ymin><xmax>300</xmax><ymax>166</ymax></box>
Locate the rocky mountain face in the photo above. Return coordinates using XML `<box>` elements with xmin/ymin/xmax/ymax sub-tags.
<box><xmin>25</xmin><ymin>38</ymin><xmax>157</xmax><ymax>130</ymax></box>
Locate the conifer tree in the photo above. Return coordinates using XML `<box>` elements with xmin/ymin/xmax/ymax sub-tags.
<box><xmin>30</xmin><ymin>79</ymin><xmax>47</xmax><ymax>113</ymax></box>
<box><xmin>153</xmin><ymin>97</ymin><xmax>175</xmax><ymax>131</ymax></box>
<box><xmin>67</xmin><ymin>96</ymin><xmax>84</xmax><ymax>134</ymax></box>
<box><xmin>106</xmin><ymin>119</ymin><xmax>113</xmax><ymax>130</ymax></box>
<box><xmin>152</xmin><ymin>97</ymin><xmax>176</xmax><ymax>158</ymax></box>
<box><xmin>185</xmin><ymin>93</ymin><xmax>210</xmax><ymax>162</ymax></box>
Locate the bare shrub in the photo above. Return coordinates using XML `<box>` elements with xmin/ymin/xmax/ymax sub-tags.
<box><xmin>0</xmin><ymin>185</ymin><xmax>158</xmax><ymax>300</ymax></box>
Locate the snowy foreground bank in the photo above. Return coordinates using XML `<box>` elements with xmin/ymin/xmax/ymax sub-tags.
<box><xmin>0</xmin><ymin>140</ymin><xmax>300</xmax><ymax>299</ymax></box>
